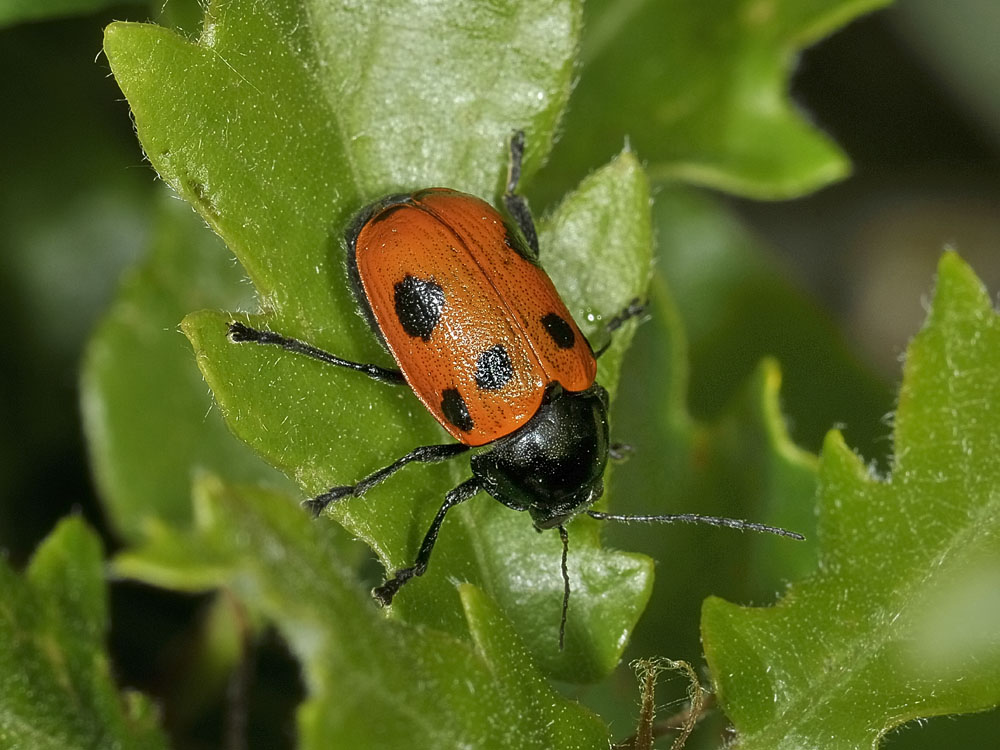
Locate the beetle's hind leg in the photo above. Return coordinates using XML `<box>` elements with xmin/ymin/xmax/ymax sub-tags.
<box><xmin>502</xmin><ymin>130</ymin><xmax>540</xmax><ymax>258</ymax></box>
<box><xmin>609</xmin><ymin>442</ymin><xmax>635</xmax><ymax>462</ymax></box>
<box><xmin>373</xmin><ymin>477</ymin><xmax>483</xmax><ymax>606</ymax></box>
<box><xmin>228</xmin><ymin>320</ymin><xmax>405</xmax><ymax>385</ymax></box>
<box><xmin>304</xmin><ymin>443</ymin><xmax>471</xmax><ymax>517</ymax></box>
<box><xmin>593</xmin><ymin>299</ymin><xmax>646</xmax><ymax>359</ymax></box>
<box><xmin>605</xmin><ymin>299</ymin><xmax>646</xmax><ymax>335</ymax></box>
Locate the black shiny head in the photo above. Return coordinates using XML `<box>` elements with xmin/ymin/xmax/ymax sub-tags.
<box><xmin>470</xmin><ymin>384</ymin><xmax>610</xmax><ymax>529</ymax></box>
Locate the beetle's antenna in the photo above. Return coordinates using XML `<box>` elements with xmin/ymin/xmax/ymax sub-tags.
<box><xmin>586</xmin><ymin>511</ymin><xmax>804</xmax><ymax>540</ymax></box>
<box><xmin>558</xmin><ymin>524</ymin><xmax>570</xmax><ymax>651</ymax></box>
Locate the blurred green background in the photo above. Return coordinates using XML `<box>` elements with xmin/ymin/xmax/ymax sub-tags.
<box><xmin>1</xmin><ymin>0</ymin><xmax>998</xmax><ymax>747</ymax></box>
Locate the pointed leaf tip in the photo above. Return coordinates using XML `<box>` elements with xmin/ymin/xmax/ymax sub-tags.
<box><xmin>928</xmin><ymin>250</ymin><xmax>994</xmax><ymax>326</ymax></box>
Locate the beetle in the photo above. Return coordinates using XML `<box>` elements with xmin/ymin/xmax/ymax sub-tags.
<box><xmin>228</xmin><ymin>132</ymin><xmax>802</xmax><ymax>648</ymax></box>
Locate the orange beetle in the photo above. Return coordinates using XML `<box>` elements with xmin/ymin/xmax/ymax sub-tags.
<box><xmin>229</xmin><ymin>132</ymin><xmax>802</xmax><ymax>648</ymax></box>
<box><xmin>347</xmin><ymin>187</ymin><xmax>596</xmax><ymax>446</ymax></box>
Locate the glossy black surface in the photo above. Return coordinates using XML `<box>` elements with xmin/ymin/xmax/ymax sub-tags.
<box><xmin>471</xmin><ymin>384</ymin><xmax>610</xmax><ymax>529</ymax></box>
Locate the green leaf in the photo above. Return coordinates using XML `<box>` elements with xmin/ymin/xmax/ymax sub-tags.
<box><xmin>115</xmin><ymin>477</ymin><xmax>611</xmax><ymax>749</ymax></box>
<box><xmin>103</xmin><ymin>0</ymin><xmax>580</xmax><ymax>336</ymax></box>
<box><xmin>0</xmin><ymin>519</ymin><xmax>167</xmax><ymax>750</ymax></box>
<box><xmin>702</xmin><ymin>252</ymin><xmax>1000</xmax><ymax>748</ymax></box>
<box><xmin>543</xmin><ymin>0</ymin><xmax>891</xmax><ymax>200</ymax></box>
<box><xmin>653</xmin><ymin>184</ymin><xmax>894</xmax><ymax>459</ymax></box>
<box><xmin>104</xmin><ymin>1</ymin><xmax>652</xmax><ymax>680</ymax></box>
<box><xmin>81</xmin><ymin>192</ymin><xmax>292</xmax><ymax>541</ymax></box>
<box><xmin>710</xmin><ymin>358</ymin><xmax>821</xmax><ymax>585</ymax></box>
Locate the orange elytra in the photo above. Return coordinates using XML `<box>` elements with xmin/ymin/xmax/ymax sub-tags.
<box><xmin>346</xmin><ymin>187</ymin><xmax>596</xmax><ymax>446</ymax></box>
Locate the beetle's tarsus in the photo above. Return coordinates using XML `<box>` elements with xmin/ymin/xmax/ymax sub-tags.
<box><xmin>228</xmin><ymin>320</ymin><xmax>263</xmax><ymax>342</ymax></box>
<box><xmin>609</xmin><ymin>442</ymin><xmax>635</xmax><ymax>461</ymax></box>
<box><xmin>302</xmin><ymin>485</ymin><xmax>354</xmax><ymax>518</ymax></box>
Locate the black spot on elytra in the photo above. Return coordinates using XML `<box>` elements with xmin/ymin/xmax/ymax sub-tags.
<box><xmin>475</xmin><ymin>344</ymin><xmax>514</xmax><ymax>390</ymax></box>
<box><xmin>394</xmin><ymin>275</ymin><xmax>445</xmax><ymax>341</ymax></box>
<box><xmin>541</xmin><ymin>313</ymin><xmax>575</xmax><ymax>349</ymax></box>
<box><xmin>441</xmin><ymin>388</ymin><xmax>474</xmax><ymax>432</ymax></box>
